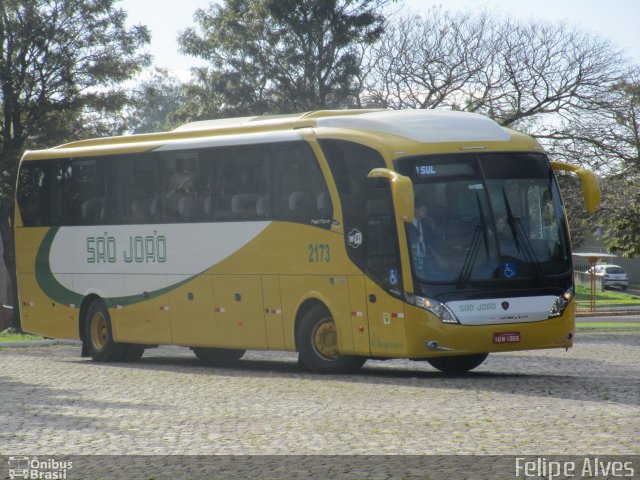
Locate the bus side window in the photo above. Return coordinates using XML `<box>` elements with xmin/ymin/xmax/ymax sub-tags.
<box><xmin>158</xmin><ymin>150</ymin><xmax>206</xmax><ymax>222</ymax></box>
<box><xmin>114</xmin><ymin>154</ymin><xmax>159</xmax><ymax>225</ymax></box>
<box><xmin>17</xmin><ymin>161</ymin><xmax>56</xmax><ymax>227</ymax></box>
<box><xmin>319</xmin><ymin>139</ymin><xmax>386</xmax><ymax>267</ymax></box>
<box><xmin>214</xmin><ymin>145</ymin><xmax>268</xmax><ymax>220</ymax></box>
<box><xmin>273</xmin><ymin>141</ymin><xmax>331</xmax><ymax>227</ymax></box>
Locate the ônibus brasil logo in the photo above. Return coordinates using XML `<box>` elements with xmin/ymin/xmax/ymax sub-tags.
<box><xmin>8</xmin><ymin>457</ymin><xmax>73</xmax><ymax>480</ymax></box>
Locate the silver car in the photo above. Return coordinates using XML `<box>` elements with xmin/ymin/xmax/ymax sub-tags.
<box><xmin>594</xmin><ymin>264</ymin><xmax>629</xmax><ymax>290</ymax></box>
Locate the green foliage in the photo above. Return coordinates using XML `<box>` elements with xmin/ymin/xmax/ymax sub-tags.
<box><xmin>602</xmin><ymin>176</ymin><xmax>640</xmax><ymax>257</ymax></box>
<box><xmin>0</xmin><ymin>0</ymin><xmax>151</xmax><ymax>155</ymax></box>
<box><xmin>0</xmin><ymin>328</ymin><xmax>44</xmax><ymax>343</ymax></box>
<box><xmin>0</xmin><ymin>0</ymin><xmax>151</xmax><ymax>328</ymax></box>
<box><xmin>126</xmin><ymin>69</ymin><xmax>187</xmax><ymax>134</ymax></box>
<box><xmin>177</xmin><ymin>0</ymin><xmax>389</xmax><ymax>120</ymax></box>
<box><xmin>574</xmin><ymin>284</ymin><xmax>640</xmax><ymax>307</ymax></box>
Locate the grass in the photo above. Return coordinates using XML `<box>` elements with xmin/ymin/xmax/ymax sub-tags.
<box><xmin>574</xmin><ymin>284</ymin><xmax>640</xmax><ymax>309</ymax></box>
<box><xmin>576</xmin><ymin>322</ymin><xmax>640</xmax><ymax>328</ymax></box>
<box><xmin>0</xmin><ymin>328</ymin><xmax>44</xmax><ymax>342</ymax></box>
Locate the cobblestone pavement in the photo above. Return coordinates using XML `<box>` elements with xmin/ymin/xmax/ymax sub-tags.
<box><xmin>1</xmin><ymin>331</ymin><xmax>638</xmax><ymax>456</ymax></box>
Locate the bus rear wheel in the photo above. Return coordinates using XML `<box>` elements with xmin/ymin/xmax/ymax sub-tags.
<box><xmin>192</xmin><ymin>347</ymin><xmax>245</xmax><ymax>364</ymax></box>
<box><xmin>297</xmin><ymin>304</ymin><xmax>365</xmax><ymax>374</ymax></box>
<box><xmin>427</xmin><ymin>353</ymin><xmax>488</xmax><ymax>374</ymax></box>
<box><xmin>84</xmin><ymin>299</ymin><xmax>127</xmax><ymax>362</ymax></box>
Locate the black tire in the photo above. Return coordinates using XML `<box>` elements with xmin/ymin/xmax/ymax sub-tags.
<box><xmin>427</xmin><ymin>353</ymin><xmax>488</xmax><ymax>374</ymax></box>
<box><xmin>296</xmin><ymin>304</ymin><xmax>366</xmax><ymax>374</ymax></box>
<box><xmin>192</xmin><ymin>347</ymin><xmax>245</xmax><ymax>364</ymax></box>
<box><xmin>84</xmin><ymin>299</ymin><xmax>127</xmax><ymax>362</ymax></box>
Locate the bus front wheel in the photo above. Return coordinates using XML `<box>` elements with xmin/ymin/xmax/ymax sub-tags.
<box><xmin>427</xmin><ymin>353</ymin><xmax>488</xmax><ymax>374</ymax></box>
<box><xmin>84</xmin><ymin>299</ymin><xmax>128</xmax><ymax>362</ymax></box>
<box><xmin>296</xmin><ymin>304</ymin><xmax>365</xmax><ymax>374</ymax></box>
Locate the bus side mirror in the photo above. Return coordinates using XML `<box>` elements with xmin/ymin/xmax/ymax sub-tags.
<box><xmin>551</xmin><ymin>161</ymin><xmax>601</xmax><ymax>213</ymax></box>
<box><xmin>367</xmin><ymin>168</ymin><xmax>415</xmax><ymax>223</ymax></box>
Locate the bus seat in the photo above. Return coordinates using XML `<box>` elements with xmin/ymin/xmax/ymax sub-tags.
<box><xmin>289</xmin><ymin>192</ymin><xmax>318</xmax><ymax>217</ymax></box>
<box><xmin>150</xmin><ymin>197</ymin><xmax>159</xmax><ymax>217</ymax></box>
<box><xmin>178</xmin><ymin>196</ymin><xmax>195</xmax><ymax>219</ymax></box>
<box><xmin>256</xmin><ymin>196</ymin><xmax>269</xmax><ymax>216</ymax></box>
<box><xmin>316</xmin><ymin>192</ymin><xmax>330</xmax><ymax>215</ymax></box>
<box><xmin>131</xmin><ymin>199</ymin><xmax>149</xmax><ymax>221</ymax></box>
<box><xmin>231</xmin><ymin>194</ymin><xmax>259</xmax><ymax>215</ymax></box>
<box><xmin>80</xmin><ymin>200</ymin><xmax>92</xmax><ymax>220</ymax></box>
<box><xmin>81</xmin><ymin>199</ymin><xmax>104</xmax><ymax>223</ymax></box>
<box><xmin>203</xmin><ymin>196</ymin><xmax>212</xmax><ymax>216</ymax></box>
<box><xmin>288</xmin><ymin>192</ymin><xmax>306</xmax><ymax>212</ymax></box>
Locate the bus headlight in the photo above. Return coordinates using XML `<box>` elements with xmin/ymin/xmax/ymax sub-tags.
<box><xmin>406</xmin><ymin>293</ymin><xmax>460</xmax><ymax>324</ymax></box>
<box><xmin>548</xmin><ymin>289</ymin><xmax>574</xmax><ymax>319</ymax></box>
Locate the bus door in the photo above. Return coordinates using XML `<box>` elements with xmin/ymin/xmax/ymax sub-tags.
<box><xmin>363</xmin><ymin>184</ymin><xmax>408</xmax><ymax>357</ymax></box>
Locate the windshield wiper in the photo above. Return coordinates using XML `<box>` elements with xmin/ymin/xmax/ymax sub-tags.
<box><xmin>502</xmin><ymin>189</ymin><xmax>544</xmax><ymax>280</ymax></box>
<box><xmin>457</xmin><ymin>193</ymin><xmax>491</xmax><ymax>289</ymax></box>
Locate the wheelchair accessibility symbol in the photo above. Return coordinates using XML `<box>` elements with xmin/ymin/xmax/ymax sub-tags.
<box><xmin>502</xmin><ymin>262</ymin><xmax>517</xmax><ymax>279</ymax></box>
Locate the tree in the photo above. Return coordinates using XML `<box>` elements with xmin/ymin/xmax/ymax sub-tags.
<box><xmin>594</xmin><ymin>78</ymin><xmax>640</xmax><ymax>256</ymax></box>
<box><xmin>0</xmin><ymin>0</ymin><xmax>150</xmax><ymax>328</ymax></box>
<box><xmin>177</xmin><ymin>0</ymin><xmax>390</xmax><ymax>120</ymax></box>
<box><xmin>125</xmin><ymin>68</ymin><xmax>187</xmax><ymax>134</ymax></box>
<box><xmin>363</xmin><ymin>9</ymin><xmax>624</xmax><ymax>135</ymax></box>
<box><xmin>363</xmin><ymin>8</ymin><xmax>638</xmax><ymax>255</ymax></box>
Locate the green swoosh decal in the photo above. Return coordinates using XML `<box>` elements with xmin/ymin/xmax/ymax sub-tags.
<box><xmin>35</xmin><ymin>227</ymin><xmax>199</xmax><ymax>307</ymax></box>
<box><xmin>36</xmin><ymin>227</ymin><xmax>83</xmax><ymax>305</ymax></box>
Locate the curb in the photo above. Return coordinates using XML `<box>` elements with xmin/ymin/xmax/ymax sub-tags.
<box><xmin>0</xmin><ymin>339</ymin><xmax>81</xmax><ymax>348</ymax></box>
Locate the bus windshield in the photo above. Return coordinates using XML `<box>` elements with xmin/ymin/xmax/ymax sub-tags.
<box><xmin>397</xmin><ymin>153</ymin><xmax>570</xmax><ymax>284</ymax></box>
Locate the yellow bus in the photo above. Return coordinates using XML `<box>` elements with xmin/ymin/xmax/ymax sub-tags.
<box><xmin>14</xmin><ymin>109</ymin><xmax>600</xmax><ymax>373</ymax></box>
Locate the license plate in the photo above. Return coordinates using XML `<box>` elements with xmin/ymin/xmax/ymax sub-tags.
<box><xmin>493</xmin><ymin>331</ymin><xmax>520</xmax><ymax>344</ymax></box>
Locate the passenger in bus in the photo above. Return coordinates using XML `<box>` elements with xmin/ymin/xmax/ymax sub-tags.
<box><xmin>166</xmin><ymin>158</ymin><xmax>196</xmax><ymax>217</ymax></box>
<box><xmin>494</xmin><ymin>214</ymin><xmax>520</xmax><ymax>259</ymax></box>
<box><xmin>408</xmin><ymin>197</ymin><xmax>437</xmax><ymax>275</ymax></box>
<box><xmin>169</xmin><ymin>158</ymin><xmax>196</xmax><ymax>193</ymax></box>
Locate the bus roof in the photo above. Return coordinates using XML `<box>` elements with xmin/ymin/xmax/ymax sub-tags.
<box><xmin>30</xmin><ymin>109</ymin><xmax>537</xmax><ymax>155</ymax></box>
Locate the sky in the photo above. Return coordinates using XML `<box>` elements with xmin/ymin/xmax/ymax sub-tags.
<box><xmin>120</xmin><ymin>0</ymin><xmax>640</xmax><ymax>80</ymax></box>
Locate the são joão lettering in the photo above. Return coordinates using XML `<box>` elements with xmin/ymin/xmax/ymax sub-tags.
<box><xmin>86</xmin><ymin>232</ymin><xmax>167</xmax><ymax>264</ymax></box>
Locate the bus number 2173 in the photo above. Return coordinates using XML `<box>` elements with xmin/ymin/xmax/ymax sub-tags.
<box><xmin>308</xmin><ymin>243</ymin><xmax>330</xmax><ymax>263</ymax></box>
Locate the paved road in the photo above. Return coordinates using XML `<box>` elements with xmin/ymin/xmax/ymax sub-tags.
<box><xmin>1</xmin><ymin>330</ymin><xmax>638</xmax><ymax>461</ymax></box>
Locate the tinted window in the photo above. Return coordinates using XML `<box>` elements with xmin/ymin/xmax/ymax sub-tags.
<box><xmin>320</xmin><ymin>139</ymin><xmax>386</xmax><ymax>269</ymax></box>
<box><xmin>65</xmin><ymin>158</ymin><xmax>108</xmax><ymax>225</ymax></box>
<box><xmin>214</xmin><ymin>144</ymin><xmax>269</xmax><ymax>220</ymax></box>
<box><xmin>17</xmin><ymin>140</ymin><xmax>331</xmax><ymax>228</ymax></box>
<box><xmin>365</xmin><ymin>184</ymin><xmax>402</xmax><ymax>291</ymax></box>
<box><xmin>17</xmin><ymin>161</ymin><xmax>56</xmax><ymax>226</ymax></box>
<box><xmin>397</xmin><ymin>152</ymin><xmax>571</xmax><ymax>284</ymax></box>
<box><xmin>273</xmin><ymin>142</ymin><xmax>332</xmax><ymax>225</ymax></box>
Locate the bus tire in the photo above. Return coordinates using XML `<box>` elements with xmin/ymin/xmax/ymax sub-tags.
<box><xmin>192</xmin><ymin>347</ymin><xmax>245</xmax><ymax>363</ymax></box>
<box><xmin>427</xmin><ymin>353</ymin><xmax>488</xmax><ymax>374</ymax></box>
<box><xmin>296</xmin><ymin>304</ymin><xmax>366</xmax><ymax>374</ymax></box>
<box><xmin>84</xmin><ymin>299</ymin><xmax>127</xmax><ymax>362</ymax></box>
